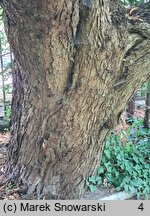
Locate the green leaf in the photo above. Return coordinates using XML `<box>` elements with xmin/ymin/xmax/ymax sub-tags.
<box><xmin>124</xmin><ymin>184</ymin><xmax>129</xmax><ymax>192</ymax></box>
<box><xmin>95</xmin><ymin>176</ymin><xmax>102</xmax><ymax>185</ymax></box>
<box><xmin>86</xmin><ymin>180</ymin><xmax>90</xmax><ymax>186</ymax></box>
<box><xmin>87</xmin><ymin>118</ymin><xmax>150</xmax><ymax>198</ymax></box>
<box><xmin>129</xmin><ymin>185</ymin><xmax>136</xmax><ymax>193</ymax></box>
<box><xmin>97</xmin><ymin>166</ymin><xmax>104</xmax><ymax>174</ymax></box>
<box><xmin>105</xmin><ymin>149</ymin><xmax>111</xmax><ymax>159</ymax></box>
<box><xmin>88</xmin><ymin>176</ymin><xmax>96</xmax><ymax>184</ymax></box>
<box><xmin>88</xmin><ymin>185</ymin><xmax>97</xmax><ymax>193</ymax></box>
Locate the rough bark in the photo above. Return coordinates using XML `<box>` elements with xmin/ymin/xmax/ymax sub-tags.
<box><xmin>0</xmin><ymin>0</ymin><xmax>150</xmax><ymax>199</ymax></box>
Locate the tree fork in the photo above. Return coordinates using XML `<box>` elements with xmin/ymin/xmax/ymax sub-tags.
<box><xmin>0</xmin><ymin>1</ymin><xmax>150</xmax><ymax>199</ymax></box>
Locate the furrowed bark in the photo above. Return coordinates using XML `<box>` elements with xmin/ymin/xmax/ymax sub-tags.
<box><xmin>0</xmin><ymin>0</ymin><xmax>150</xmax><ymax>199</ymax></box>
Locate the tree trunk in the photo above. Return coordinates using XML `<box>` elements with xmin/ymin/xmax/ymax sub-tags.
<box><xmin>126</xmin><ymin>95</ymin><xmax>135</xmax><ymax>124</ymax></box>
<box><xmin>1</xmin><ymin>1</ymin><xmax>150</xmax><ymax>199</ymax></box>
<box><xmin>144</xmin><ymin>80</ymin><xmax>150</xmax><ymax>128</ymax></box>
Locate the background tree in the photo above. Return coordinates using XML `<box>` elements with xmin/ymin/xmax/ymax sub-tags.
<box><xmin>0</xmin><ymin>0</ymin><xmax>150</xmax><ymax>199</ymax></box>
<box><xmin>126</xmin><ymin>95</ymin><xmax>135</xmax><ymax>123</ymax></box>
<box><xmin>0</xmin><ymin>10</ymin><xmax>12</xmax><ymax>131</ymax></box>
<box><xmin>144</xmin><ymin>80</ymin><xmax>150</xmax><ymax>128</ymax></box>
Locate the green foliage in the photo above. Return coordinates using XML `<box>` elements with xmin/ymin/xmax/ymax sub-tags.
<box><xmin>2</xmin><ymin>84</ymin><xmax>12</xmax><ymax>94</ymax></box>
<box><xmin>4</xmin><ymin>106</ymin><xmax>11</xmax><ymax>119</ymax></box>
<box><xmin>5</xmin><ymin>183</ymin><xmax>16</xmax><ymax>192</ymax></box>
<box><xmin>135</xmin><ymin>82</ymin><xmax>149</xmax><ymax>99</ymax></box>
<box><xmin>0</xmin><ymin>9</ymin><xmax>13</xmax><ymax>122</ymax></box>
<box><xmin>120</xmin><ymin>0</ymin><xmax>145</xmax><ymax>6</ymax></box>
<box><xmin>87</xmin><ymin>119</ymin><xmax>150</xmax><ymax>199</ymax></box>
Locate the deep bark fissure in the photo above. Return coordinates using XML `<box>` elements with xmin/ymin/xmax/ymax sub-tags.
<box><xmin>0</xmin><ymin>0</ymin><xmax>150</xmax><ymax>199</ymax></box>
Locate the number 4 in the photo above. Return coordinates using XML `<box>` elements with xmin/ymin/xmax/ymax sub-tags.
<box><xmin>138</xmin><ymin>203</ymin><xmax>144</xmax><ymax>211</ymax></box>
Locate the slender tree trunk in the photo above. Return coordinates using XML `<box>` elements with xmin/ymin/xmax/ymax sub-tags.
<box><xmin>1</xmin><ymin>1</ymin><xmax>150</xmax><ymax>199</ymax></box>
<box><xmin>0</xmin><ymin>39</ymin><xmax>6</xmax><ymax>112</ymax></box>
<box><xmin>126</xmin><ymin>95</ymin><xmax>135</xmax><ymax>123</ymax></box>
<box><xmin>144</xmin><ymin>80</ymin><xmax>150</xmax><ymax>128</ymax></box>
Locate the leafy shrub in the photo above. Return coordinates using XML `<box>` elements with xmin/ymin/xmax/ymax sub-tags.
<box><xmin>120</xmin><ymin>0</ymin><xmax>145</xmax><ymax>6</ymax></box>
<box><xmin>87</xmin><ymin>119</ymin><xmax>150</xmax><ymax>199</ymax></box>
<box><xmin>4</xmin><ymin>106</ymin><xmax>11</xmax><ymax>119</ymax></box>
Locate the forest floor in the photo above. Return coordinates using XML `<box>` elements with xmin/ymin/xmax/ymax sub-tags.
<box><xmin>0</xmin><ymin>109</ymin><xmax>145</xmax><ymax>200</ymax></box>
